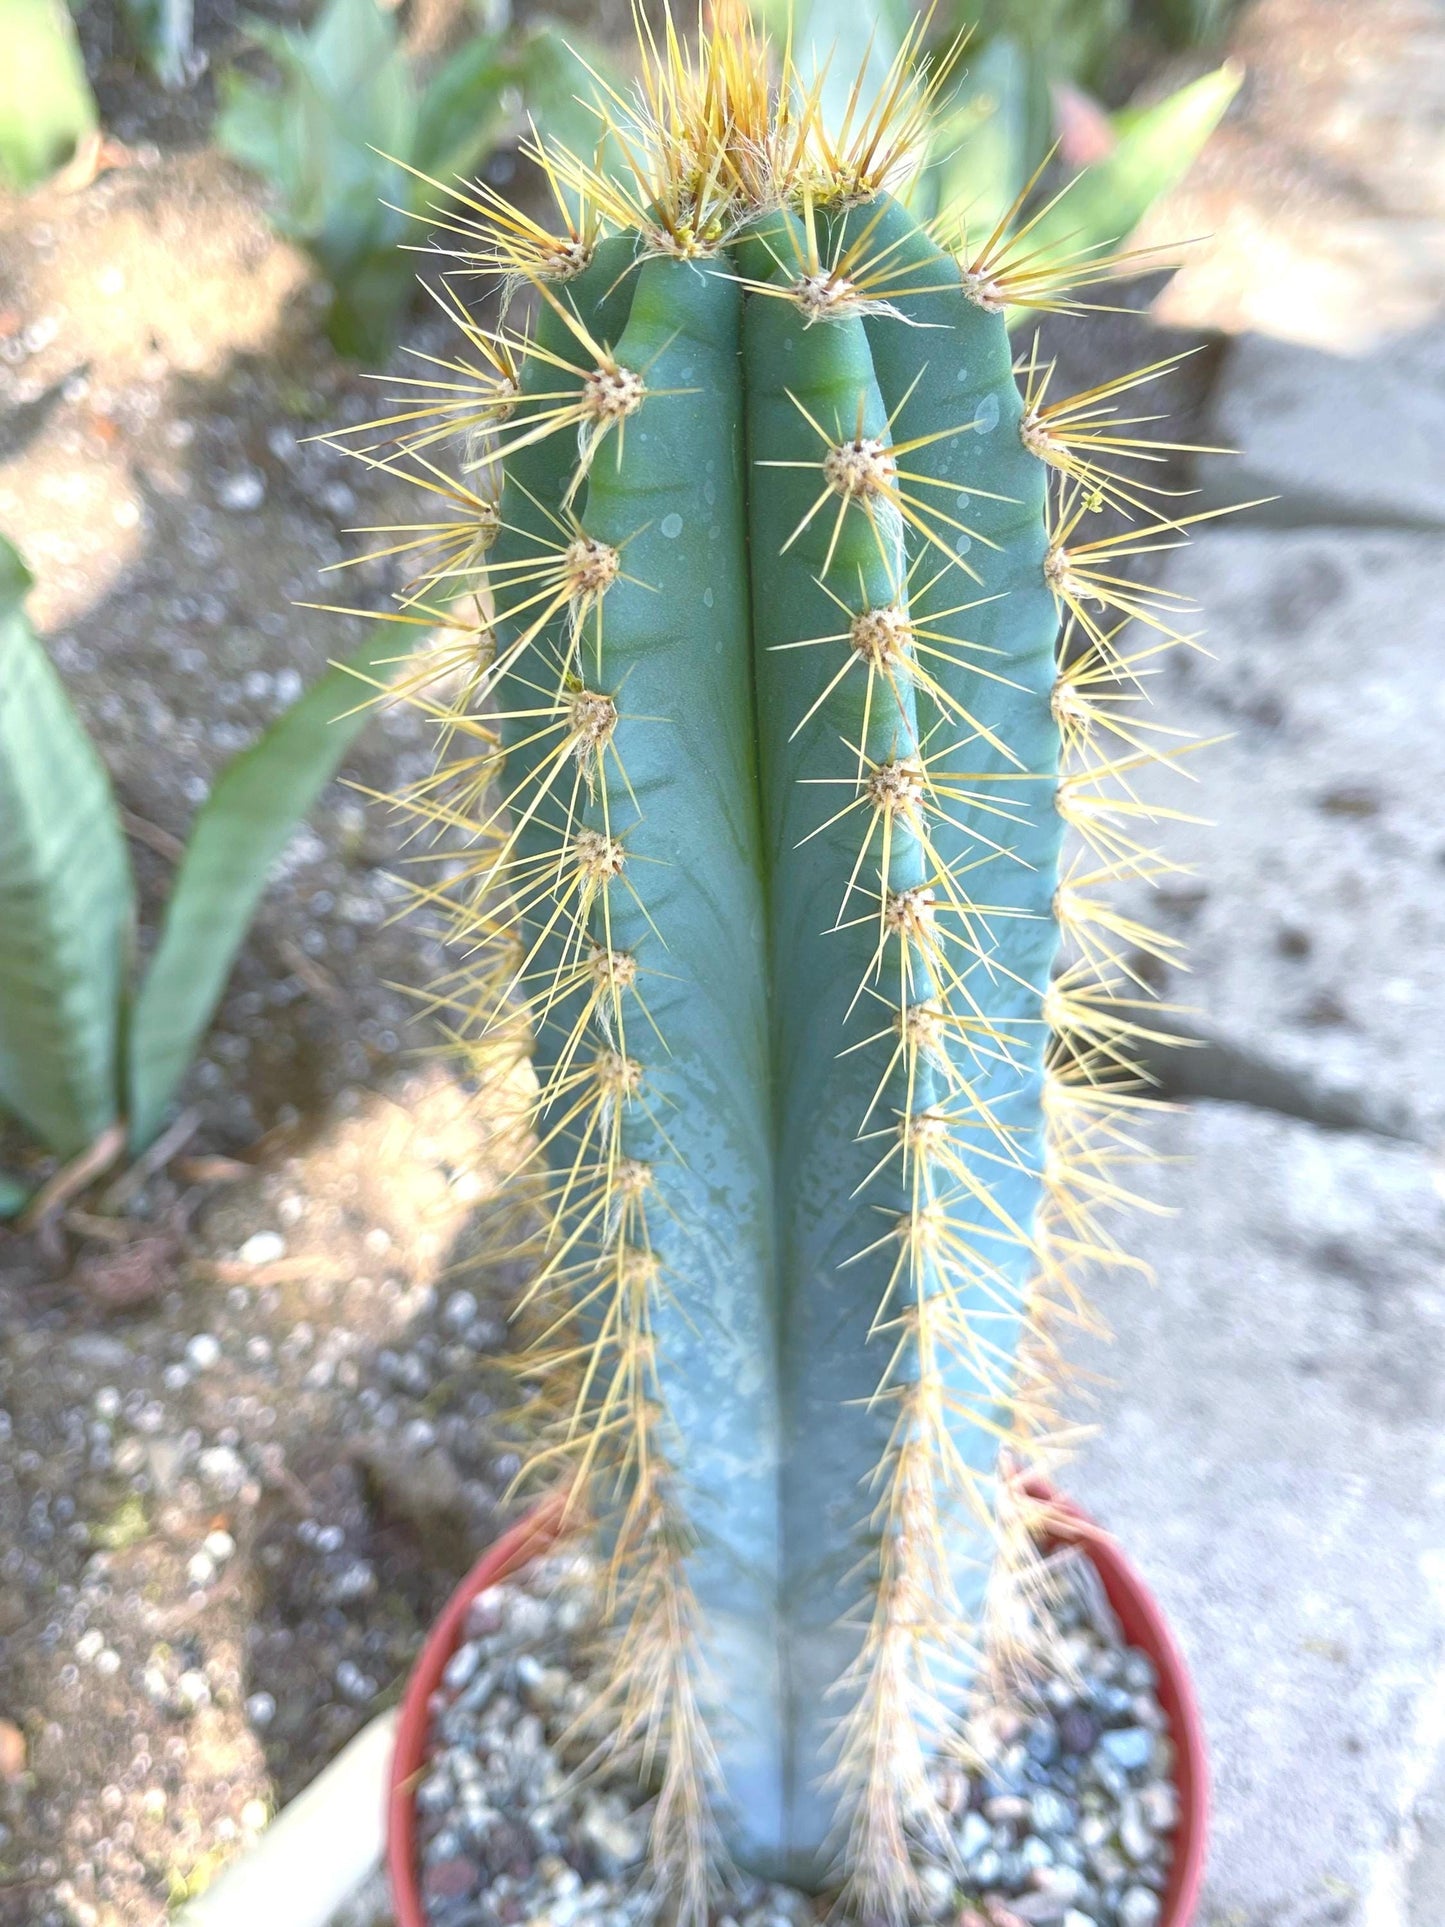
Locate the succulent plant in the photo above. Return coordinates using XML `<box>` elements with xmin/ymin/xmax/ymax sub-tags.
<box><xmin>365</xmin><ymin>12</ymin><xmax>1215</xmax><ymax>1920</ymax></box>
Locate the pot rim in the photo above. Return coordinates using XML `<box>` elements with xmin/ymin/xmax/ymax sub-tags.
<box><xmin>386</xmin><ymin>1487</ymin><xmax>1207</xmax><ymax>1927</ymax></box>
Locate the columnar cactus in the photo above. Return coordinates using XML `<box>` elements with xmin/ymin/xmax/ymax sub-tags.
<box><xmin>372</xmin><ymin>15</ymin><xmax>1203</xmax><ymax>1921</ymax></box>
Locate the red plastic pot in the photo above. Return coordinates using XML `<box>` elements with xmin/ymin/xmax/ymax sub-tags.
<box><xmin>388</xmin><ymin>1491</ymin><xmax>1208</xmax><ymax>1927</ymax></box>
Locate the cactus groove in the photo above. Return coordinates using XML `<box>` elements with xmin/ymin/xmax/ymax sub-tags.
<box><xmin>364</xmin><ymin>16</ymin><xmax>1209</xmax><ymax>1921</ymax></box>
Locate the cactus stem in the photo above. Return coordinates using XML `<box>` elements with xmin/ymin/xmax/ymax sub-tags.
<box><xmin>741</xmin><ymin>197</ymin><xmax>948</xmax><ymax>322</ymax></box>
<box><xmin>761</xmin><ymin>389</ymin><xmax>1008</xmax><ymax>581</ymax></box>
<box><xmin>350</xmin><ymin>15</ymin><xmax>1231</xmax><ymax>1908</ymax></box>
<box><xmin>484</xmin><ymin>283</ymin><xmax>688</xmax><ymax>490</ymax></box>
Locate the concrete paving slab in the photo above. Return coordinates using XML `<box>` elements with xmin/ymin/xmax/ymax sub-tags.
<box><xmin>1198</xmin><ymin>327</ymin><xmax>1445</xmax><ymax>530</ymax></box>
<box><xmin>1069</xmin><ymin>1101</ymin><xmax>1445</xmax><ymax>1927</ymax></box>
<box><xmin>1092</xmin><ymin>527</ymin><xmax>1445</xmax><ymax>1143</ymax></box>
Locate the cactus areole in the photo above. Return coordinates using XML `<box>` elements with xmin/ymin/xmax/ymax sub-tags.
<box><xmin>376</xmin><ymin>15</ymin><xmax>1204</xmax><ymax>1921</ymax></box>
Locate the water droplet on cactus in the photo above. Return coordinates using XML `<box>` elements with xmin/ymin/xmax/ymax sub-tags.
<box><xmin>661</xmin><ymin>513</ymin><xmax>684</xmax><ymax>538</ymax></box>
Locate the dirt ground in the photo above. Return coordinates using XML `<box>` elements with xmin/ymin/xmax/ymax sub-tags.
<box><xmin>0</xmin><ymin>6</ymin><xmax>1221</xmax><ymax>1924</ymax></box>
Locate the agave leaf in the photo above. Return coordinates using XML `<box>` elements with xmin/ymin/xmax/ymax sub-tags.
<box><xmin>413</xmin><ymin>29</ymin><xmax>513</xmax><ymax>184</ymax></box>
<box><xmin>0</xmin><ymin>0</ymin><xmax>99</xmax><ymax>191</ymax></box>
<box><xmin>120</xmin><ymin>0</ymin><xmax>197</xmax><ymax>89</ymax></box>
<box><xmin>1020</xmin><ymin>62</ymin><xmax>1242</xmax><ymax>286</ymax></box>
<box><xmin>126</xmin><ymin>629</ymin><xmax>414</xmax><ymax>1150</ymax></box>
<box><xmin>910</xmin><ymin>33</ymin><xmax>1031</xmax><ymax>238</ymax></box>
<box><xmin>0</xmin><ymin>1172</ymin><xmax>29</xmax><ymax>1219</ymax></box>
<box><xmin>217</xmin><ymin>0</ymin><xmax>417</xmax><ymax>358</ymax></box>
<box><xmin>0</xmin><ymin>535</ymin><xmax>132</xmax><ymax>1158</ymax></box>
<box><xmin>496</xmin><ymin>25</ymin><xmax>624</xmax><ymax>176</ymax></box>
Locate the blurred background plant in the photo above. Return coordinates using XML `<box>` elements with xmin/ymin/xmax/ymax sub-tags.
<box><xmin>118</xmin><ymin>0</ymin><xmax>201</xmax><ymax>90</ymax></box>
<box><xmin>216</xmin><ymin>0</ymin><xmax>618</xmax><ymax>359</ymax></box>
<box><xmin>0</xmin><ymin>533</ymin><xmax>408</xmax><ymax>1214</ymax></box>
<box><xmin>774</xmin><ymin>0</ymin><xmax>1241</xmax><ymax>302</ymax></box>
<box><xmin>0</xmin><ymin>0</ymin><xmax>99</xmax><ymax>190</ymax></box>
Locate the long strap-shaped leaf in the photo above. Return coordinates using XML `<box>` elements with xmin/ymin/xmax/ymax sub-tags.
<box><xmin>127</xmin><ymin>628</ymin><xmax>413</xmax><ymax>1149</ymax></box>
<box><xmin>0</xmin><ymin>535</ymin><xmax>133</xmax><ymax>1159</ymax></box>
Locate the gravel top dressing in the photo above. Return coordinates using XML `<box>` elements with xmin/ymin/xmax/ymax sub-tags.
<box><xmin>413</xmin><ymin>1546</ymin><xmax>1179</xmax><ymax>1927</ymax></box>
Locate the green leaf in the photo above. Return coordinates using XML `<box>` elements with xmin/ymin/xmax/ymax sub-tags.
<box><xmin>125</xmin><ymin>627</ymin><xmax>415</xmax><ymax>1150</ymax></box>
<box><xmin>911</xmin><ymin>34</ymin><xmax>1031</xmax><ymax>237</ymax></box>
<box><xmin>321</xmin><ymin>252</ymin><xmax>419</xmax><ymax>363</ymax></box>
<box><xmin>1020</xmin><ymin>62</ymin><xmax>1242</xmax><ymax>284</ymax></box>
<box><xmin>217</xmin><ymin>0</ymin><xmax>417</xmax><ymax>356</ymax></box>
<box><xmin>0</xmin><ymin>1172</ymin><xmax>30</xmax><ymax>1219</ymax></box>
<box><xmin>499</xmin><ymin>25</ymin><xmax>621</xmax><ymax>175</ymax></box>
<box><xmin>120</xmin><ymin>0</ymin><xmax>196</xmax><ymax>89</ymax></box>
<box><xmin>0</xmin><ymin>534</ymin><xmax>132</xmax><ymax>1158</ymax></box>
<box><xmin>414</xmin><ymin>29</ymin><xmax>514</xmax><ymax>185</ymax></box>
<box><xmin>0</xmin><ymin>0</ymin><xmax>98</xmax><ymax>191</ymax></box>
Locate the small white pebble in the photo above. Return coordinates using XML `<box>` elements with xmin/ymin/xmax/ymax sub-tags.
<box><xmin>142</xmin><ymin>1787</ymin><xmax>167</xmax><ymax>1819</ymax></box>
<box><xmin>186</xmin><ymin>1332</ymin><xmax>221</xmax><ymax>1371</ymax></box>
<box><xmin>238</xmin><ymin>1232</ymin><xmax>286</xmax><ymax>1266</ymax></box>
<box><xmin>245</xmin><ymin>1691</ymin><xmax>276</xmax><ymax>1728</ymax></box>
<box><xmin>442</xmin><ymin>1290</ymin><xmax>478</xmax><ymax>1331</ymax></box>
<box><xmin>241</xmin><ymin>1798</ymin><xmax>269</xmax><ymax>1831</ymax></box>
<box><xmin>204</xmin><ymin>1529</ymin><xmax>236</xmax><ymax>1563</ymax></box>
<box><xmin>217</xmin><ymin>468</ymin><xmax>265</xmax><ymax>512</ymax></box>
<box><xmin>94</xmin><ymin>1648</ymin><xmax>121</xmax><ymax>1678</ymax></box>
<box><xmin>176</xmin><ymin>1669</ymin><xmax>210</xmax><ymax>1710</ymax></box>
<box><xmin>187</xmin><ymin>1552</ymin><xmax>216</xmax><ymax>1588</ymax></box>
<box><xmin>443</xmin><ymin>1642</ymin><xmax>481</xmax><ymax>1692</ymax></box>
<box><xmin>75</xmin><ymin>1629</ymin><xmax>104</xmax><ymax>1664</ymax></box>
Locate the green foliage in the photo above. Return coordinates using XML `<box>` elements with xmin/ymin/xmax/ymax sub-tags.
<box><xmin>784</xmin><ymin>0</ymin><xmax>1239</xmax><ymax>295</ymax></box>
<box><xmin>1021</xmin><ymin>61</ymin><xmax>1242</xmax><ymax>269</ymax></box>
<box><xmin>126</xmin><ymin>626</ymin><xmax>404</xmax><ymax>1149</ymax></box>
<box><xmin>0</xmin><ymin>532</ymin><xmax>410</xmax><ymax>1208</ymax></box>
<box><xmin>0</xmin><ymin>538</ymin><xmax>132</xmax><ymax>1162</ymax></box>
<box><xmin>0</xmin><ymin>0</ymin><xmax>98</xmax><ymax>191</ymax></box>
<box><xmin>119</xmin><ymin>0</ymin><xmax>198</xmax><ymax>90</ymax></box>
<box><xmin>217</xmin><ymin>0</ymin><xmax>614</xmax><ymax>361</ymax></box>
<box><xmin>1149</xmin><ymin>0</ymin><xmax>1241</xmax><ymax>48</ymax></box>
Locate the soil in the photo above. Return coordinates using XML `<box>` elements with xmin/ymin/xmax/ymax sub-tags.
<box><xmin>0</xmin><ymin>6</ymin><xmax>1223</xmax><ymax>1924</ymax></box>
